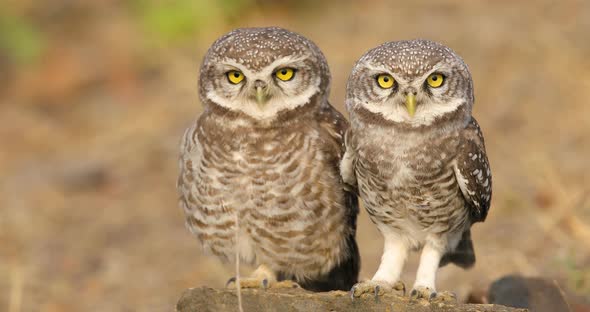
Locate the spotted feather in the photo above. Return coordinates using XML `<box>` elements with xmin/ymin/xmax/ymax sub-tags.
<box><xmin>454</xmin><ymin>117</ymin><xmax>492</xmax><ymax>223</ymax></box>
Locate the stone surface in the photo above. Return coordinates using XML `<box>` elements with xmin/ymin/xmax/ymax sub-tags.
<box><xmin>488</xmin><ymin>275</ymin><xmax>572</xmax><ymax>312</ymax></box>
<box><xmin>176</xmin><ymin>287</ymin><xmax>528</xmax><ymax>312</ymax></box>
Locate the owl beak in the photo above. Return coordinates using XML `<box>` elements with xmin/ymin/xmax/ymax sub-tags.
<box><xmin>256</xmin><ymin>86</ymin><xmax>267</xmax><ymax>106</ymax></box>
<box><xmin>254</xmin><ymin>79</ymin><xmax>269</xmax><ymax>107</ymax></box>
<box><xmin>405</xmin><ymin>94</ymin><xmax>416</xmax><ymax>117</ymax></box>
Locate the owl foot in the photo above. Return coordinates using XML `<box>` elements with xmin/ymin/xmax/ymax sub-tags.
<box><xmin>226</xmin><ymin>277</ymin><xmax>300</xmax><ymax>289</ymax></box>
<box><xmin>410</xmin><ymin>286</ymin><xmax>436</xmax><ymax>300</ymax></box>
<box><xmin>410</xmin><ymin>286</ymin><xmax>457</xmax><ymax>303</ymax></box>
<box><xmin>226</xmin><ymin>276</ymin><xmax>269</xmax><ymax>289</ymax></box>
<box><xmin>431</xmin><ymin>290</ymin><xmax>457</xmax><ymax>303</ymax></box>
<box><xmin>349</xmin><ymin>280</ymin><xmax>405</xmax><ymax>301</ymax></box>
<box><xmin>272</xmin><ymin>280</ymin><xmax>301</xmax><ymax>289</ymax></box>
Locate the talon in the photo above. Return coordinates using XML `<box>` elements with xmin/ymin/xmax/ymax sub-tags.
<box><xmin>429</xmin><ymin>291</ymin><xmax>437</xmax><ymax>300</ymax></box>
<box><xmin>374</xmin><ymin>285</ymin><xmax>381</xmax><ymax>302</ymax></box>
<box><xmin>432</xmin><ymin>291</ymin><xmax>457</xmax><ymax>303</ymax></box>
<box><xmin>262</xmin><ymin>278</ymin><xmax>269</xmax><ymax>289</ymax></box>
<box><xmin>225</xmin><ymin>277</ymin><xmax>236</xmax><ymax>288</ymax></box>
<box><xmin>350</xmin><ymin>286</ymin><xmax>357</xmax><ymax>301</ymax></box>
<box><xmin>394</xmin><ymin>281</ymin><xmax>406</xmax><ymax>296</ymax></box>
<box><xmin>410</xmin><ymin>289</ymin><xmax>417</xmax><ymax>298</ymax></box>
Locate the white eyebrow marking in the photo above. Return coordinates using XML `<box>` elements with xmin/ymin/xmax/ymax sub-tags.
<box><xmin>221</xmin><ymin>55</ymin><xmax>308</xmax><ymax>78</ymax></box>
<box><xmin>362</xmin><ymin>63</ymin><xmax>409</xmax><ymax>85</ymax></box>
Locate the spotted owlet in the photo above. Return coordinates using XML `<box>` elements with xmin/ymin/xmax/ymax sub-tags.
<box><xmin>342</xmin><ymin>39</ymin><xmax>492</xmax><ymax>300</ymax></box>
<box><xmin>177</xmin><ymin>27</ymin><xmax>360</xmax><ymax>291</ymax></box>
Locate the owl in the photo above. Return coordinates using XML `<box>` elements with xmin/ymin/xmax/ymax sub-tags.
<box><xmin>342</xmin><ymin>39</ymin><xmax>492</xmax><ymax>301</ymax></box>
<box><xmin>177</xmin><ymin>27</ymin><xmax>360</xmax><ymax>291</ymax></box>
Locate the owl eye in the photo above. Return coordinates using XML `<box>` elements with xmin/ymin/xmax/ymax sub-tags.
<box><xmin>274</xmin><ymin>68</ymin><xmax>295</xmax><ymax>81</ymax></box>
<box><xmin>426</xmin><ymin>73</ymin><xmax>444</xmax><ymax>88</ymax></box>
<box><xmin>227</xmin><ymin>71</ymin><xmax>245</xmax><ymax>84</ymax></box>
<box><xmin>376</xmin><ymin>74</ymin><xmax>395</xmax><ymax>89</ymax></box>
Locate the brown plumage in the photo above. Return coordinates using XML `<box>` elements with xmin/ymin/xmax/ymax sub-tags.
<box><xmin>177</xmin><ymin>27</ymin><xmax>359</xmax><ymax>291</ymax></box>
<box><xmin>343</xmin><ymin>39</ymin><xmax>492</xmax><ymax>300</ymax></box>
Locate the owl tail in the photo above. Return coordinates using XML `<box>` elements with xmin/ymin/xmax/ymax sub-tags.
<box><xmin>440</xmin><ymin>229</ymin><xmax>476</xmax><ymax>269</ymax></box>
<box><xmin>295</xmin><ymin>233</ymin><xmax>360</xmax><ymax>291</ymax></box>
<box><xmin>279</xmin><ymin>192</ymin><xmax>361</xmax><ymax>291</ymax></box>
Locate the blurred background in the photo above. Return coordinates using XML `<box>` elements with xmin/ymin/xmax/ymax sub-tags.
<box><xmin>1</xmin><ymin>0</ymin><xmax>589</xmax><ymax>311</ymax></box>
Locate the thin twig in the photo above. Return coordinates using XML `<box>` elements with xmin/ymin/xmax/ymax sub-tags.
<box><xmin>234</xmin><ymin>212</ymin><xmax>243</xmax><ymax>312</ymax></box>
<box><xmin>9</xmin><ymin>264</ymin><xmax>23</xmax><ymax>312</ymax></box>
<box><xmin>552</xmin><ymin>279</ymin><xmax>572</xmax><ymax>312</ymax></box>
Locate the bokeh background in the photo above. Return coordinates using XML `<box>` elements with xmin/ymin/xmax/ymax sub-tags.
<box><xmin>1</xmin><ymin>0</ymin><xmax>589</xmax><ymax>311</ymax></box>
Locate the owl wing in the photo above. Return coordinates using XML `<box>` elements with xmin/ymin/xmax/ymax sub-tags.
<box><xmin>316</xmin><ymin>103</ymin><xmax>359</xmax><ymax>213</ymax></box>
<box><xmin>309</xmin><ymin>103</ymin><xmax>360</xmax><ymax>290</ymax></box>
<box><xmin>453</xmin><ymin>117</ymin><xmax>492</xmax><ymax>223</ymax></box>
<box><xmin>315</xmin><ymin>102</ymin><xmax>357</xmax><ymax>193</ymax></box>
<box><xmin>317</xmin><ymin>103</ymin><xmax>357</xmax><ymax>191</ymax></box>
<box><xmin>317</xmin><ymin>103</ymin><xmax>347</xmax><ymax>154</ymax></box>
<box><xmin>340</xmin><ymin>129</ymin><xmax>357</xmax><ymax>193</ymax></box>
<box><xmin>177</xmin><ymin>121</ymin><xmax>202</xmax><ymax>221</ymax></box>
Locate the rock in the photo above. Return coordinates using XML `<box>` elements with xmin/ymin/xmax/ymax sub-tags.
<box><xmin>488</xmin><ymin>275</ymin><xmax>572</xmax><ymax>312</ymax></box>
<box><xmin>176</xmin><ymin>287</ymin><xmax>528</xmax><ymax>312</ymax></box>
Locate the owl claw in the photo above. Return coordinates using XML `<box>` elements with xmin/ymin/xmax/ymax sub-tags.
<box><xmin>393</xmin><ymin>280</ymin><xmax>406</xmax><ymax>296</ymax></box>
<box><xmin>410</xmin><ymin>286</ymin><xmax>434</xmax><ymax>300</ymax></box>
<box><xmin>349</xmin><ymin>286</ymin><xmax>357</xmax><ymax>301</ymax></box>
<box><xmin>410</xmin><ymin>286</ymin><xmax>456</xmax><ymax>303</ymax></box>
<box><xmin>225</xmin><ymin>276</ymin><xmax>270</xmax><ymax>289</ymax></box>
<box><xmin>429</xmin><ymin>291</ymin><xmax>437</xmax><ymax>300</ymax></box>
<box><xmin>431</xmin><ymin>290</ymin><xmax>458</xmax><ymax>303</ymax></box>
<box><xmin>225</xmin><ymin>277</ymin><xmax>237</xmax><ymax>288</ymax></box>
<box><xmin>226</xmin><ymin>276</ymin><xmax>300</xmax><ymax>290</ymax></box>
<box><xmin>349</xmin><ymin>280</ymin><xmax>405</xmax><ymax>301</ymax></box>
<box><xmin>374</xmin><ymin>285</ymin><xmax>381</xmax><ymax>302</ymax></box>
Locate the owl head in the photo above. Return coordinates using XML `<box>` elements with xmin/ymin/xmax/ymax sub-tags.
<box><xmin>346</xmin><ymin>39</ymin><xmax>474</xmax><ymax>128</ymax></box>
<box><xmin>199</xmin><ymin>27</ymin><xmax>330</xmax><ymax>121</ymax></box>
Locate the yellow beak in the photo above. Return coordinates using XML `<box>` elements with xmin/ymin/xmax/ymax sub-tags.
<box><xmin>256</xmin><ymin>86</ymin><xmax>267</xmax><ymax>107</ymax></box>
<box><xmin>405</xmin><ymin>94</ymin><xmax>416</xmax><ymax>117</ymax></box>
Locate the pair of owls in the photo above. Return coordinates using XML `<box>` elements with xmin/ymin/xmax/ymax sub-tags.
<box><xmin>177</xmin><ymin>27</ymin><xmax>492</xmax><ymax>300</ymax></box>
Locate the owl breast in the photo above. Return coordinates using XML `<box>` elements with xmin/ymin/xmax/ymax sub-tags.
<box><xmin>180</xmin><ymin>117</ymin><xmax>349</xmax><ymax>280</ymax></box>
<box><xmin>354</xmin><ymin>128</ymin><xmax>470</xmax><ymax>248</ymax></box>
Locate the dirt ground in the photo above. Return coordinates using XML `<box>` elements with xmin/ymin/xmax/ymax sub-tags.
<box><xmin>1</xmin><ymin>0</ymin><xmax>589</xmax><ymax>311</ymax></box>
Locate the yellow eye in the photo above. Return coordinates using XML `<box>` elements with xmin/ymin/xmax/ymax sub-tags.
<box><xmin>227</xmin><ymin>71</ymin><xmax>244</xmax><ymax>84</ymax></box>
<box><xmin>426</xmin><ymin>73</ymin><xmax>444</xmax><ymax>88</ymax></box>
<box><xmin>275</xmin><ymin>68</ymin><xmax>295</xmax><ymax>81</ymax></box>
<box><xmin>377</xmin><ymin>74</ymin><xmax>395</xmax><ymax>89</ymax></box>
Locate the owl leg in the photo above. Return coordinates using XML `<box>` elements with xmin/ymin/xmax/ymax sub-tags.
<box><xmin>410</xmin><ymin>243</ymin><xmax>457</xmax><ymax>303</ymax></box>
<box><xmin>226</xmin><ymin>264</ymin><xmax>300</xmax><ymax>289</ymax></box>
<box><xmin>350</xmin><ymin>234</ymin><xmax>407</xmax><ymax>300</ymax></box>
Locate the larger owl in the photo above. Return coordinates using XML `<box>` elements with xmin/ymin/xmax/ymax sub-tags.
<box><xmin>342</xmin><ymin>40</ymin><xmax>492</xmax><ymax>300</ymax></box>
<box><xmin>177</xmin><ymin>27</ymin><xmax>360</xmax><ymax>291</ymax></box>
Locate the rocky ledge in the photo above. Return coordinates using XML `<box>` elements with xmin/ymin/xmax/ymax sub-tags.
<box><xmin>176</xmin><ymin>287</ymin><xmax>528</xmax><ymax>312</ymax></box>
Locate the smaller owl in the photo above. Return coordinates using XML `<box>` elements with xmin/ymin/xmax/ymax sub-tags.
<box><xmin>177</xmin><ymin>27</ymin><xmax>360</xmax><ymax>292</ymax></box>
<box><xmin>342</xmin><ymin>39</ymin><xmax>492</xmax><ymax>301</ymax></box>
